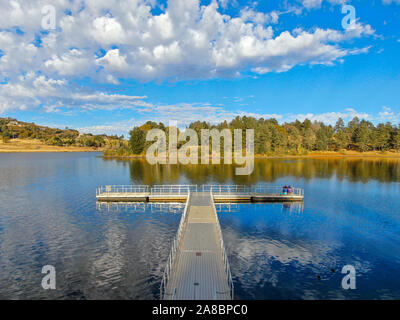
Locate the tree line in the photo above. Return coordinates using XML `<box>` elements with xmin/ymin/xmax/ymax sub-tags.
<box><xmin>105</xmin><ymin>116</ymin><xmax>400</xmax><ymax>156</ymax></box>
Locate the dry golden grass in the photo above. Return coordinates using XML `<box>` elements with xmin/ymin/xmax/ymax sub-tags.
<box><xmin>305</xmin><ymin>150</ymin><xmax>400</xmax><ymax>158</ymax></box>
<box><xmin>1</xmin><ymin>139</ymin><xmax>399</xmax><ymax>158</ymax></box>
<box><xmin>0</xmin><ymin>139</ymin><xmax>100</xmax><ymax>153</ymax></box>
<box><xmin>255</xmin><ymin>150</ymin><xmax>400</xmax><ymax>159</ymax></box>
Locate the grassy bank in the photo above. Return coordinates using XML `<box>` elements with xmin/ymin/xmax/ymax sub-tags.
<box><xmin>3</xmin><ymin>139</ymin><xmax>400</xmax><ymax>158</ymax></box>
<box><xmin>0</xmin><ymin>139</ymin><xmax>102</xmax><ymax>153</ymax></box>
<box><xmin>255</xmin><ymin>150</ymin><xmax>400</xmax><ymax>158</ymax></box>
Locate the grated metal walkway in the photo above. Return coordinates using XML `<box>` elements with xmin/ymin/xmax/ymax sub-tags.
<box><xmin>163</xmin><ymin>192</ymin><xmax>232</xmax><ymax>300</ymax></box>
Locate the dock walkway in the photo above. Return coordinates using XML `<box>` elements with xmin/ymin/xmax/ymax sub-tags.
<box><xmin>163</xmin><ymin>192</ymin><xmax>232</xmax><ymax>300</ymax></box>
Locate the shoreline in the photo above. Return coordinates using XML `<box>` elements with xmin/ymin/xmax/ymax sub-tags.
<box><xmin>2</xmin><ymin>139</ymin><xmax>400</xmax><ymax>158</ymax></box>
<box><xmin>0</xmin><ymin>139</ymin><xmax>103</xmax><ymax>153</ymax></box>
<box><xmin>0</xmin><ymin>149</ymin><xmax>102</xmax><ymax>153</ymax></box>
<box><xmin>0</xmin><ymin>150</ymin><xmax>102</xmax><ymax>153</ymax></box>
<box><xmin>254</xmin><ymin>152</ymin><xmax>400</xmax><ymax>159</ymax></box>
<box><xmin>102</xmin><ymin>151</ymin><xmax>400</xmax><ymax>160</ymax></box>
<box><xmin>2</xmin><ymin>150</ymin><xmax>399</xmax><ymax>158</ymax></box>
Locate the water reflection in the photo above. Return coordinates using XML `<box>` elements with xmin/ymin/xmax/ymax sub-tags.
<box><xmin>1</xmin><ymin>153</ymin><xmax>400</xmax><ymax>299</ymax></box>
<box><xmin>101</xmin><ymin>157</ymin><xmax>400</xmax><ymax>185</ymax></box>
<box><xmin>219</xmin><ymin>200</ymin><xmax>400</xmax><ymax>299</ymax></box>
<box><xmin>96</xmin><ymin>202</ymin><xmax>304</xmax><ymax>214</ymax></box>
<box><xmin>96</xmin><ymin>202</ymin><xmax>186</xmax><ymax>214</ymax></box>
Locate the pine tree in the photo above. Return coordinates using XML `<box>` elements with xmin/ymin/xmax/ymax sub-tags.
<box><xmin>315</xmin><ymin>124</ymin><xmax>334</xmax><ymax>151</ymax></box>
<box><xmin>355</xmin><ymin>121</ymin><xmax>371</xmax><ymax>152</ymax></box>
<box><xmin>334</xmin><ymin>118</ymin><xmax>349</xmax><ymax>150</ymax></box>
<box><xmin>375</xmin><ymin>123</ymin><xmax>391</xmax><ymax>151</ymax></box>
<box><xmin>393</xmin><ymin>130</ymin><xmax>400</xmax><ymax>151</ymax></box>
<box><xmin>334</xmin><ymin>118</ymin><xmax>345</xmax><ymax>133</ymax></box>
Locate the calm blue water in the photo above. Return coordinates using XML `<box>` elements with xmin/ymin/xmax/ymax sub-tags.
<box><xmin>0</xmin><ymin>153</ymin><xmax>399</xmax><ymax>299</ymax></box>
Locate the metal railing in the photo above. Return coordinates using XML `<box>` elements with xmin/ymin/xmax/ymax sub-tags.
<box><xmin>96</xmin><ymin>202</ymin><xmax>186</xmax><ymax>213</ymax></box>
<box><xmin>152</xmin><ymin>185</ymin><xmax>198</xmax><ymax>195</ymax></box>
<box><xmin>202</xmin><ymin>184</ymin><xmax>303</xmax><ymax>196</ymax></box>
<box><xmin>160</xmin><ymin>191</ymin><xmax>192</xmax><ymax>300</ymax></box>
<box><xmin>250</xmin><ymin>185</ymin><xmax>304</xmax><ymax>196</ymax></box>
<box><xmin>96</xmin><ymin>185</ymin><xmax>149</xmax><ymax>196</ymax></box>
<box><xmin>201</xmin><ymin>185</ymin><xmax>251</xmax><ymax>194</ymax></box>
<box><xmin>210</xmin><ymin>190</ymin><xmax>234</xmax><ymax>300</ymax></box>
<box><xmin>97</xmin><ymin>184</ymin><xmax>304</xmax><ymax>197</ymax></box>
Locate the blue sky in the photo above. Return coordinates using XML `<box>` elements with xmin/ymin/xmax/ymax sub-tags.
<box><xmin>0</xmin><ymin>0</ymin><xmax>400</xmax><ymax>136</ymax></box>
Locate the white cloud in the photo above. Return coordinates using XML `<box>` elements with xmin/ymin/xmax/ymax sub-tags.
<box><xmin>378</xmin><ymin>106</ymin><xmax>400</xmax><ymax>123</ymax></box>
<box><xmin>44</xmin><ymin>49</ymin><xmax>91</xmax><ymax>76</ymax></box>
<box><xmin>0</xmin><ymin>0</ymin><xmax>378</xmax><ymax>121</ymax></box>
<box><xmin>285</xmin><ymin>108</ymin><xmax>371</xmax><ymax>125</ymax></box>
<box><xmin>382</xmin><ymin>0</ymin><xmax>400</xmax><ymax>4</ymax></box>
<box><xmin>97</xmin><ymin>49</ymin><xmax>129</xmax><ymax>72</ymax></box>
<box><xmin>91</xmin><ymin>16</ymin><xmax>126</xmax><ymax>45</ymax></box>
<box><xmin>302</xmin><ymin>0</ymin><xmax>349</xmax><ymax>9</ymax></box>
<box><xmin>240</xmin><ymin>8</ymin><xmax>280</xmax><ymax>25</ymax></box>
<box><xmin>302</xmin><ymin>0</ymin><xmax>323</xmax><ymax>9</ymax></box>
<box><xmin>77</xmin><ymin>123</ymin><xmax>136</xmax><ymax>136</ymax></box>
<box><xmin>0</xmin><ymin>0</ymin><xmax>374</xmax><ymax>84</ymax></box>
<box><xmin>0</xmin><ymin>73</ymin><xmax>148</xmax><ymax>114</ymax></box>
<box><xmin>218</xmin><ymin>0</ymin><xmax>233</xmax><ymax>9</ymax></box>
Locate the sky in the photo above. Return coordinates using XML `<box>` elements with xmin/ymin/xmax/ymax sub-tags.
<box><xmin>0</xmin><ymin>0</ymin><xmax>399</xmax><ymax>136</ymax></box>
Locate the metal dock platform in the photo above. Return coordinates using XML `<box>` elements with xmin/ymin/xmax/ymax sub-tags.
<box><xmin>96</xmin><ymin>184</ymin><xmax>304</xmax><ymax>203</ymax></box>
<box><xmin>95</xmin><ymin>184</ymin><xmax>304</xmax><ymax>300</ymax></box>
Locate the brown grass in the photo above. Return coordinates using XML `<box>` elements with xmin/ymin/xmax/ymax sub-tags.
<box><xmin>2</xmin><ymin>140</ymin><xmax>400</xmax><ymax>158</ymax></box>
<box><xmin>255</xmin><ymin>150</ymin><xmax>400</xmax><ymax>159</ymax></box>
<box><xmin>0</xmin><ymin>139</ymin><xmax>101</xmax><ymax>153</ymax></box>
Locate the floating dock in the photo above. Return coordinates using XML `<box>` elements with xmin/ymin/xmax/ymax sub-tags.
<box><xmin>96</xmin><ymin>184</ymin><xmax>304</xmax><ymax>203</ymax></box>
<box><xmin>95</xmin><ymin>184</ymin><xmax>304</xmax><ymax>300</ymax></box>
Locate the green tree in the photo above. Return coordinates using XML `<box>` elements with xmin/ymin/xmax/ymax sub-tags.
<box><xmin>348</xmin><ymin>116</ymin><xmax>360</xmax><ymax>144</ymax></box>
<box><xmin>271</xmin><ymin>125</ymin><xmax>288</xmax><ymax>153</ymax></box>
<box><xmin>285</xmin><ymin>124</ymin><xmax>302</xmax><ymax>153</ymax></box>
<box><xmin>334</xmin><ymin>118</ymin><xmax>350</xmax><ymax>150</ymax></box>
<box><xmin>315</xmin><ymin>124</ymin><xmax>334</xmax><ymax>151</ymax></box>
<box><xmin>335</xmin><ymin>130</ymin><xmax>351</xmax><ymax>150</ymax></box>
<box><xmin>254</xmin><ymin>125</ymin><xmax>270</xmax><ymax>154</ymax></box>
<box><xmin>374</xmin><ymin>123</ymin><xmax>391</xmax><ymax>151</ymax></box>
<box><xmin>129</xmin><ymin>127</ymin><xmax>146</xmax><ymax>154</ymax></box>
<box><xmin>393</xmin><ymin>130</ymin><xmax>400</xmax><ymax>151</ymax></box>
<box><xmin>302</xmin><ymin>128</ymin><xmax>316</xmax><ymax>150</ymax></box>
<box><xmin>334</xmin><ymin>118</ymin><xmax>345</xmax><ymax>133</ymax></box>
<box><xmin>355</xmin><ymin>121</ymin><xmax>372</xmax><ymax>152</ymax></box>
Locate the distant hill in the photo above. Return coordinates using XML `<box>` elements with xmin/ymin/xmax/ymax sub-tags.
<box><xmin>0</xmin><ymin>117</ymin><xmax>123</xmax><ymax>149</ymax></box>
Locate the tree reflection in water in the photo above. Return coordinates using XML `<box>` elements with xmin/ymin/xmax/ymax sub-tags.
<box><xmin>102</xmin><ymin>157</ymin><xmax>400</xmax><ymax>185</ymax></box>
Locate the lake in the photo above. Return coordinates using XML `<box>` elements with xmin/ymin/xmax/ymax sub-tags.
<box><xmin>0</xmin><ymin>152</ymin><xmax>399</xmax><ymax>299</ymax></box>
